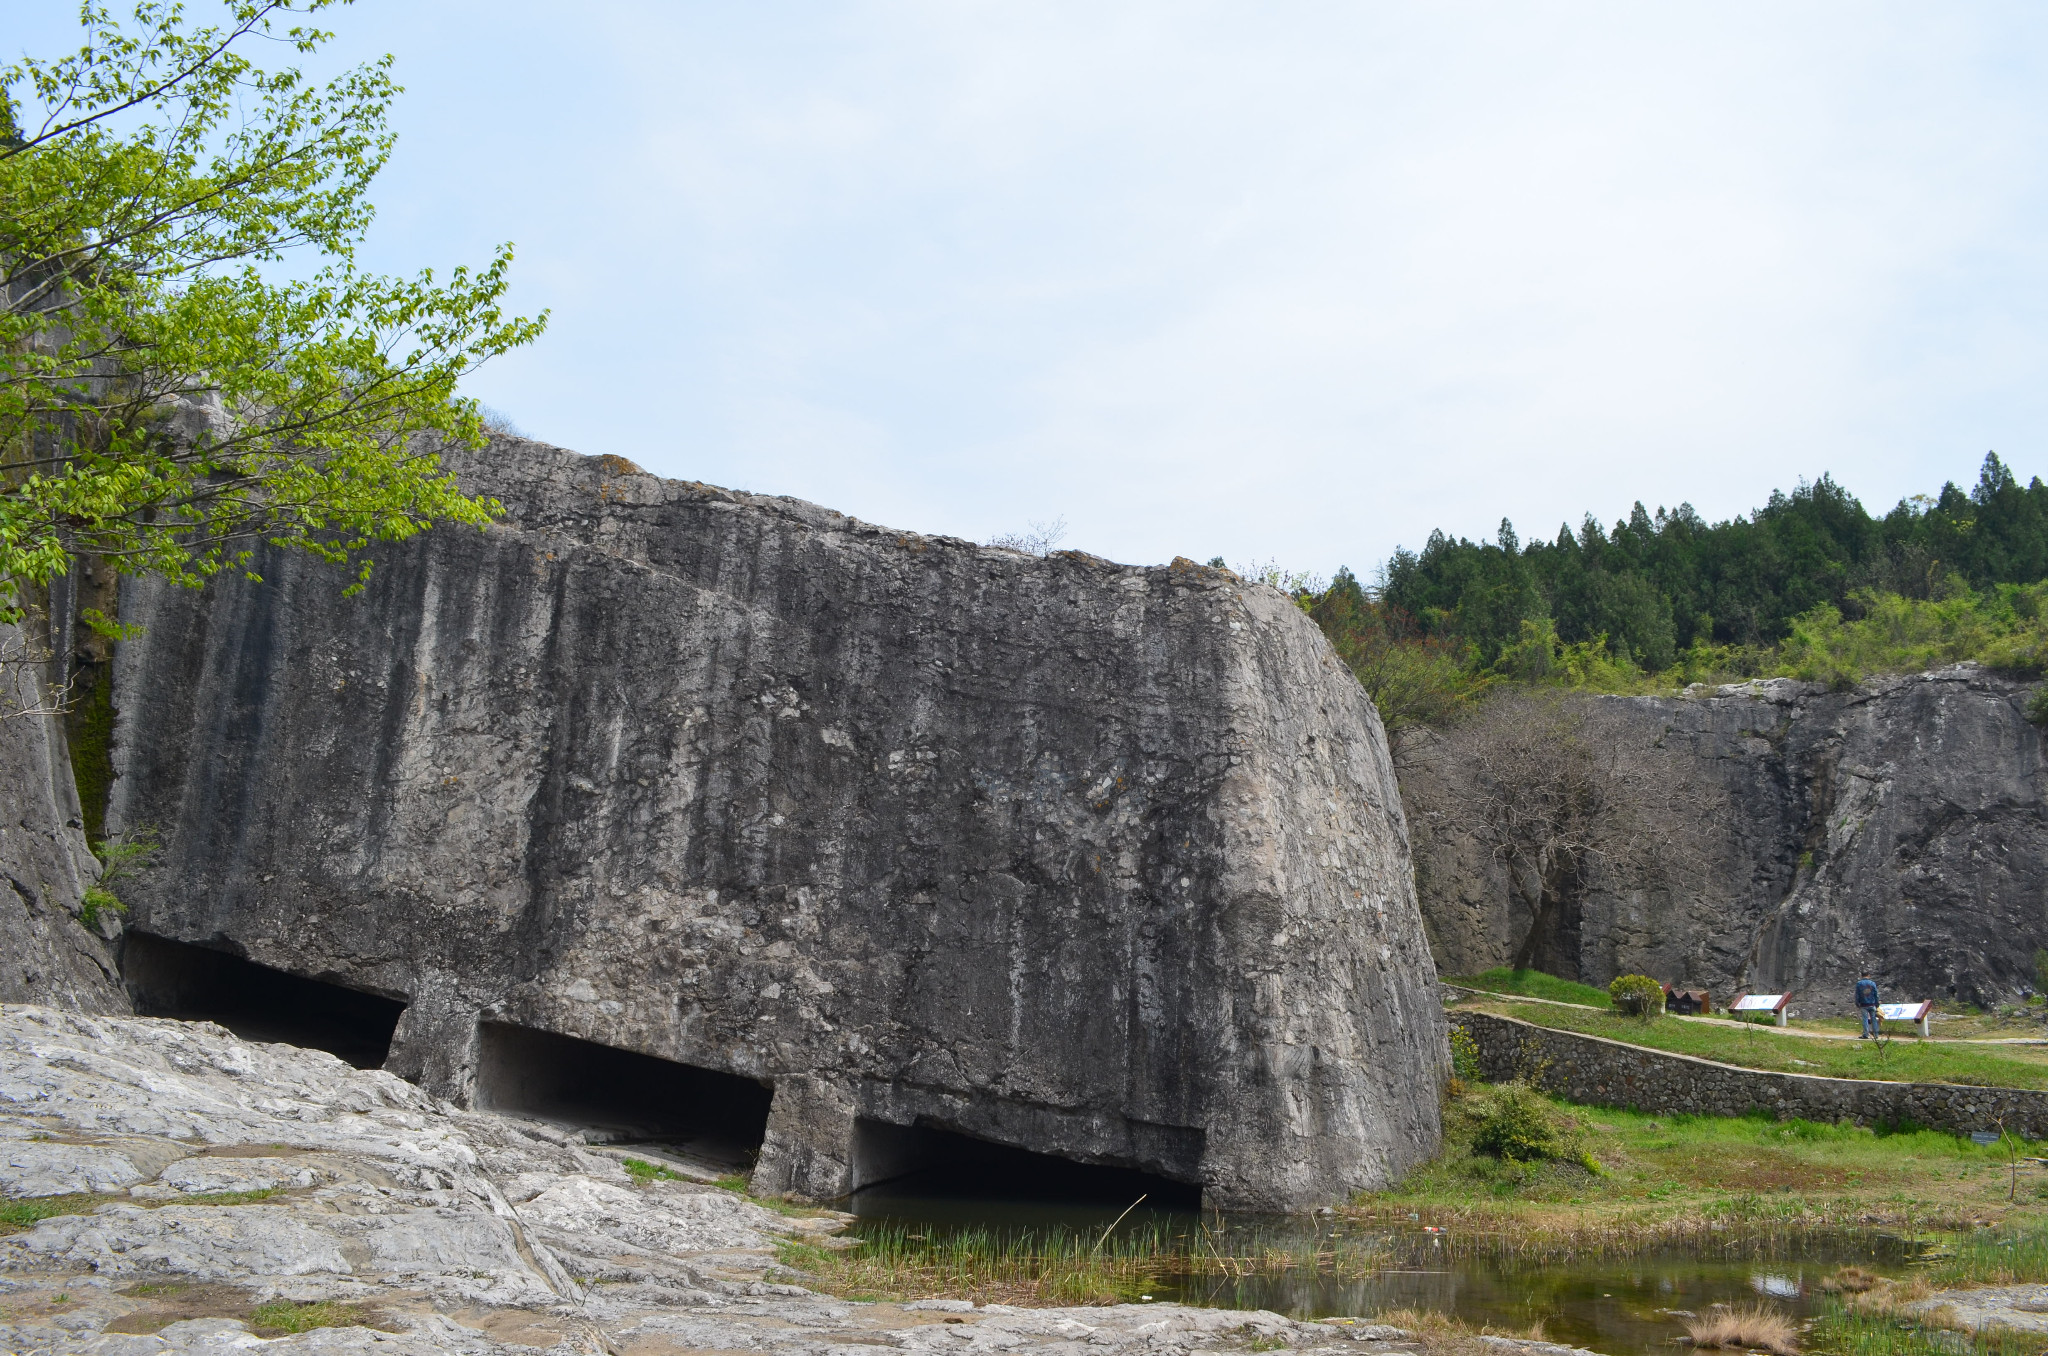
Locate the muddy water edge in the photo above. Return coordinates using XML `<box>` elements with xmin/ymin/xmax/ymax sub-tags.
<box><xmin>846</xmin><ymin>1189</ymin><xmax>1926</xmax><ymax>1356</ymax></box>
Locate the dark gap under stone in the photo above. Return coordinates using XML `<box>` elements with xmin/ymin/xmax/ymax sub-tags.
<box><xmin>472</xmin><ymin>1020</ymin><xmax>773</xmax><ymax>1171</ymax></box>
<box><xmin>121</xmin><ymin>931</ymin><xmax>405</xmax><ymax>1070</ymax></box>
<box><xmin>850</xmin><ymin>1116</ymin><xmax>1203</xmax><ymax>1213</ymax></box>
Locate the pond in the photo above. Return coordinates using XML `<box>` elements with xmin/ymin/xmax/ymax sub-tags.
<box><xmin>850</xmin><ymin>1183</ymin><xmax>1922</xmax><ymax>1356</ymax></box>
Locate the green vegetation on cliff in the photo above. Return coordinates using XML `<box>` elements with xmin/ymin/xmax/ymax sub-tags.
<box><xmin>1296</xmin><ymin>455</ymin><xmax>2048</xmax><ymax>727</ymax></box>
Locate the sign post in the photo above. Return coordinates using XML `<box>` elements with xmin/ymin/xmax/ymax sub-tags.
<box><xmin>1729</xmin><ymin>993</ymin><xmax>1792</xmax><ymax>1027</ymax></box>
<box><xmin>1877</xmin><ymin>1000</ymin><xmax>1933</xmax><ymax>1038</ymax></box>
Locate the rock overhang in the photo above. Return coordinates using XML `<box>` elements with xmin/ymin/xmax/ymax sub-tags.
<box><xmin>107</xmin><ymin>437</ymin><xmax>1446</xmax><ymax>1210</ymax></box>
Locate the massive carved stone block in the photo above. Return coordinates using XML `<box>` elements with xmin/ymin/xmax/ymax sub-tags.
<box><xmin>107</xmin><ymin>439</ymin><xmax>1444</xmax><ymax>1210</ymax></box>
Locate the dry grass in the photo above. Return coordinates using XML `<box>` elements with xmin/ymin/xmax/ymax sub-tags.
<box><xmin>1821</xmin><ymin>1267</ymin><xmax>1883</xmax><ymax>1294</ymax></box>
<box><xmin>1367</xmin><ymin>1308</ymin><xmax>1546</xmax><ymax>1356</ymax></box>
<box><xmin>1685</xmin><ymin>1303</ymin><xmax>1799</xmax><ymax>1355</ymax></box>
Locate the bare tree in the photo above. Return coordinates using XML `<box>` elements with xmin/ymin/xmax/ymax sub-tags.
<box><xmin>1403</xmin><ymin>689</ymin><xmax>1726</xmax><ymax>976</ymax></box>
<box><xmin>987</xmin><ymin>516</ymin><xmax>1069</xmax><ymax>556</ymax></box>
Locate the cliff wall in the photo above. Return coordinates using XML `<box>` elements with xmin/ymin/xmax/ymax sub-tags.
<box><xmin>106</xmin><ymin>437</ymin><xmax>1444</xmax><ymax>1210</ymax></box>
<box><xmin>0</xmin><ymin>622</ymin><xmax>125</xmax><ymax>1011</ymax></box>
<box><xmin>1406</xmin><ymin>670</ymin><xmax>2048</xmax><ymax>1014</ymax></box>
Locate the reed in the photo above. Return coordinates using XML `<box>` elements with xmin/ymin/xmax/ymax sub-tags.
<box><xmin>1809</xmin><ymin>1300</ymin><xmax>2046</xmax><ymax>1356</ymax></box>
<box><xmin>780</xmin><ymin>1219</ymin><xmax>1398</xmax><ymax>1307</ymax></box>
<box><xmin>1685</xmin><ymin>1303</ymin><xmax>1799</xmax><ymax>1355</ymax></box>
<box><xmin>1927</xmin><ymin>1227</ymin><xmax>2048</xmax><ymax>1288</ymax></box>
<box><xmin>1339</xmin><ymin>1199</ymin><xmax>1914</xmax><ymax>1264</ymax></box>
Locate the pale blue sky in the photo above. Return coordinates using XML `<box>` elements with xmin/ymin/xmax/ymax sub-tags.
<box><xmin>20</xmin><ymin>2</ymin><xmax>2048</xmax><ymax>574</ymax></box>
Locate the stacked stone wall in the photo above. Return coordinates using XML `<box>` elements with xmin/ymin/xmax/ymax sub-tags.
<box><xmin>1451</xmin><ymin>1009</ymin><xmax>2048</xmax><ymax>1138</ymax></box>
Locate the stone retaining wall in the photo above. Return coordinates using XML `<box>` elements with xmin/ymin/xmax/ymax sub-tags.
<box><xmin>1450</xmin><ymin>1009</ymin><xmax>2048</xmax><ymax>1137</ymax></box>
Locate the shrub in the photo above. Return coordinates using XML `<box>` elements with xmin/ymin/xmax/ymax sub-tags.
<box><xmin>77</xmin><ymin>887</ymin><xmax>125</xmax><ymax>932</ymax></box>
<box><xmin>1449</xmin><ymin>1027</ymin><xmax>1484</xmax><ymax>1083</ymax></box>
<box><xmin>1609</xmin><ymin>974</ymin><xmax>1666</xmax><ymax>1018</ymax></box>
<box><xmin>1472</xmin><ymin>1084</ymin><xmax>1561</xmax><ymax>1162</ymax></box>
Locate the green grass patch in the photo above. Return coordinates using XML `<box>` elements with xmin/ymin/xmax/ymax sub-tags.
<box><xmin>1</xmin><ymin>1186</ymin><xmax>288</xmax><ymax>1235</ymax></box>
<box><xmin>1810</xmin><ymin>1298</ymin><xmax>2048</xmax><ymax>1356</ymax></box>
<box><xmin>164</xmin><ymin>1188</ymin><xmax>283</xmax><ymax>1207</ymax></box>
<box><xmin>1451</xmin><ymin>969</ymin><xmax>1613</xmax><ymax>1008</ymax></box>
<box><xmin>1928</xmin><ymin>1225</ymin><xmax>2048</xmax><ymax>1287</ymax></box>
<box><xmin>621</xmin><ymin>1157</ymin><xmax>684</xmax><ymax>1184</ymax></box>
<box><xmin>247</xmin><ymin>1299</ymin><xmax>387</xmax><ymax>1336</ymax></box>
<box><xmin>0</xmin><ymin>1193</ymin><xmax>113</xmax><ymax>1233</ymax></box>
<box><xmin>713</xmin><ymin>1173</ymin><xmax>750</xmax><ymax>1193</ymax></box>
<box><xmin>1354</xmin><ymin>1084</ymin><xmax>2048</xmax><ymax>1254</ymax></box>
<box><xmin>1476</xmin><ymin>999</ymin><xmax>2048</xmax><ymax>1088</ymax></box>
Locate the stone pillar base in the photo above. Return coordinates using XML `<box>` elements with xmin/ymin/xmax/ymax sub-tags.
<box><xmin>752</xmin><ymin>1076</ymin><xmax>857</xmax><ymax>1201</ymax></box>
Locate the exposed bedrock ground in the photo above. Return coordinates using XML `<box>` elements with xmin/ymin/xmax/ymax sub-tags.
<box><xmin>0</xmin><ymin>1005</ymin><xmax>1585</xmax><ymax>1356</ymax></box>
<box><xmin>1405</xmin><ymin>669</ymin><xmax>2048</xmax><ymax>1014</ymax></box>
<box><xmin>104</xmin><ymin>437</ymin><xmax>1443</xmax><ymax>1210</ymax></box>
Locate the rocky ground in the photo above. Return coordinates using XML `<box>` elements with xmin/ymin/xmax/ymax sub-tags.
<box><xmin>1910</xmin><ymin>1284</ymin><xmax>2048</xmax><ymax>1335</ymax></box>
<box><xmin>0</xmin><ymin>1005</ymin><xmax>1591</xmax><ymax>1356</ymax></box>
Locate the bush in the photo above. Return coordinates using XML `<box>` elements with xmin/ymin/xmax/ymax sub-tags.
<box><xmin>1471</xmin><ymin>1084</ymin><xmax>1561</xmax><ymax>1162</ymax></box>
<box><xmin>1449</xmin><ymin>1027</ymin><xmax>1484</xmax><ymax>1083</ymax></box>
<box><xmin>1609</xmin><ymin>974</ymin><xmax>1666</xmax><ymax>1018</ymax></box>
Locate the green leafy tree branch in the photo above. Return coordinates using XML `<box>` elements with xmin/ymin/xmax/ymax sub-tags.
<box><xmin>0</xmin><ymin>0</ymin><xmax>546</xmax><ymax>636</ymax></box>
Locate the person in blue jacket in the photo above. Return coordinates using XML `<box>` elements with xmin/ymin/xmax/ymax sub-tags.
<box><xmin>1855</xmin><ymin>971</ymin><xmax>1881</xmax><ymax>1038</ymax></box>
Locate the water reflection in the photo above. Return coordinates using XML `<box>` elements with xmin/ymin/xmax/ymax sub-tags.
<box><xmin>850</xmin><ymin>1189</ymin><xmax>1922</xmax><ymax>1356</ymax></box>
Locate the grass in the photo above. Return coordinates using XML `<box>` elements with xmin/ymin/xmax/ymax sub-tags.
<box><xmin>1467</xmin><ymin>997</ymin><xmax>2048</xmax><ymax>1089</ymax></box>
<box><xmin>164</xmin><ymin>1188</ymin><xmax>283</xmax><ymax>1207</ymax></box>
<box><xmin>781</xmin><ymin>1219</ymin><xmax>1398</xmax><ymax>1308</ymax></box>
<box><xmin>1360</xmin><ymin>1309</ymin><xmax>1550</xmax><ymax>1356</ymax></box>
<box><xmin>1927</xmin><ymin>1226</ymin><xmax>2048</xmax><ymax>1288</ymax></box>
<box><xmin>621</xmin><ymin>1157</ymin><xmax>685</xmax><ymax>1184</ymax></box>
<box><xmin>1350</xmin><ymin>1083</ymin><xmax>2048</xmax><ymax>1255</ymax></box>
<box><xmin>1450</xmin><ymin>969</ymin><xmax>1613</xmax><ymax>1008</ymax></box>
<box><xmin>247</xmin><ymin>1299</ymin><xmax>389</xmax><ymax>1336</ymax></box>
<box><xmin>0</xmin><ymin>1193</ymin><xmax>109</xmax><ymax>1233</ymax></box>
<box><xmin>780</xmin><ymin>1222</ymin><xmax>1167</xmax><ymax>1305</ymax></box>
<box><xmin>1685</xmin><ymin>1303</ymin><xmax>1799</xmax><ymax>1355</ymax></box>
<box><xmin>1810</xmin><ymin>1298</ymin><xmax>2048</xmax><ymax>1356</ymax></box>
<box><xmin>0</xmin><ymin>1186</ymin><xmax>288</xmax><ymax>1236</ymax></box>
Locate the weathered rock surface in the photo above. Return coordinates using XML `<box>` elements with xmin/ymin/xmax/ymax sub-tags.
<box><xmin>106</xmin><ymin>437</ymin><xmax>1443</xmax><ymax>1209</ymax></box>
<box><xmin>0</xmin><ymin>623</ymin><xmax>126</xmax><ymax>1013</ymax></box>
<box><xmin>0</xmin><ymin>1005</ymin><xmax>1568</xmax><ymax>1356</ymax></box>
<box><xmin>1405</xmin><ymin>668</ymin><xmax>2048</xmax><ymax>1015</ymax></box>
<box><xmin>1911</xmin><ymin>1283</ymin><xmax>2048</xmax><ymax>1334</ymax></box>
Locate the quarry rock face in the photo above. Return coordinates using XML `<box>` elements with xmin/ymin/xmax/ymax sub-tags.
<box><xmin>0</xmin><ymin>627</ymin><xmax>127</xmax><ymax>1013</ymax></box>
<box><xmin>106</xmin><ymin>437</ymin><xmax>1444</xmax><ymax>1210</ymax></box>
<box><xmin>1407</xmin><ymin>669</ymin><xmax>2048</xmax><ymax>1014</ymax></box>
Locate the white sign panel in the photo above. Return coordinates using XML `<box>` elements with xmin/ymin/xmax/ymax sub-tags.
<box><xmin>1730</xmin><ymin>994</ymin><xmax>1786</xmax><ymax>1011</ymax></box>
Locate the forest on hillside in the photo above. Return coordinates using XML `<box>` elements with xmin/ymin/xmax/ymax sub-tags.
<box><xmin>1298</xmin><ymin>453</ymin><xmax>2048</xmax><ymax>729</ymax></box>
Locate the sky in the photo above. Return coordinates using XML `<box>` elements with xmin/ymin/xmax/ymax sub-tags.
<box><xmin>19</xmin><ymin>2</ymin><xmax>2048</xmax><ymax>576</ymax></box>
